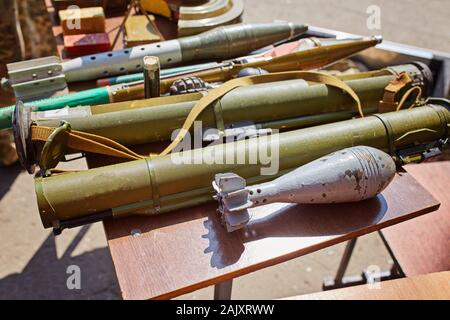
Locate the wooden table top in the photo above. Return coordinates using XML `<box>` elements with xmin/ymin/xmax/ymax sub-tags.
<box><xmin>285</xmin><ymin>271</ymin><xmax>450</xmax><ymax>300</ymax></box>
<box><xmin>102</xmin><ymin>172</ymin><xmax>439</xmax><ymax>299</ymax></box>
<box><xmin>381</xmin><ymin>161</ymin><xmax>450</xmax><ymax>276</ymax></box>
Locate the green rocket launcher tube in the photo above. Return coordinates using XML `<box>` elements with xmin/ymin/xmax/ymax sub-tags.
<box><xmin>0</xmin><ymin>61</ymin><xmax>243</xmax><ymax>130</ymax></box>
<box><xmin>1</xmin><ymin>34</ymin><xmax>380</xmax><ymax>131</ymax></box>
<box><xmin>2</xmin><ymin>22</ymin><xmax>307</xmax><ymax>130</ymax></box>
<box><xmin>0</xmin><ymin>82</ymin><xmax>146</xmax><ymax>131</ymax></box>
<box><xmin>28</xmin><ymin>63</ymin><xmax>432</xmax><ymax>149</ymax></box>
<box><xmin>35</xmin><ymin>103</ymin><xmax>450</xmax><ymax>234</ymax></box>
<box><xmin>0</xmin><ymin>87</ymin><xmax>110</xmax><ymax>130</ymax></box>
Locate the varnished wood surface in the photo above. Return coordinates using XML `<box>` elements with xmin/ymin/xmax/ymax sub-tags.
<box><xmin>102</xmin><ymin>172</ymin><xmax>439</xmax><ymax>299</ymax></box>
<box><xmin>284</xmin><ymin>271</ymin><xmax>450</xmax><ymax>300</ymax></box>
<box><xmin>381</xmin><ymin>161</ymin><xmax>450</xmax><ymax>276</ymax></box>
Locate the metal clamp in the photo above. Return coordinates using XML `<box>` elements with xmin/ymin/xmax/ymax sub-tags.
<box><xmin>397</xmin><ymin>138</ymin><xmax>448</xmax><ymax>164</ymax></box>
<box><xmin>203</xmin><ymin>121</ymin><xmax>272</xmax><ymax>142</ymax></box>
<box><xmin>39</xmin><ymin>121</ymin><xmax>72</xmax><ymax>174</ymax></box>
<box><xmin>146</xmin><ymin>158</ymin><xmax>161</xmax><ymax>213</ymax></box>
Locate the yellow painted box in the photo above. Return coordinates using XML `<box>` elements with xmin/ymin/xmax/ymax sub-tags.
<box><xmin>125</xmin><ymin>15</ymin><xmax>162</xmax><ymax>48</ymax></box>
<box><xmin>59</xmin><ymin>6</ymin><xmax>105</xmax><ymax>35</ymax></box>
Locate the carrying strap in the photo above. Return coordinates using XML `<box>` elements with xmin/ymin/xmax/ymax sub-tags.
<box><xmin>31</xmin><ymin>71</ymin><xmax>364</xmax><ymax>161</ymax></box>
<box><xmin>31</xmin><ymin>125</ymin><xmax>144</xmax><ymax>160</ymax></box>
<box><xmin>158</xmin><ymin>71</ymin><xmax>364</xmax><ymax>156</ymax></box>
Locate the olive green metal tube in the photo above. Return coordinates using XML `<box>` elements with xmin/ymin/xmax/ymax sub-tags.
<box><xmin>35</xmin><ymin>104</ymin><xmax>450</xmax><ymax>230</ymax></box>
<box><xmin>258</xmin><ymin>108</ymin><xmax>379</xmax><ymax>131</ymax></box>
<box><xmin>33</xmin><ymin>63</ymin><xmax>427</xmax><ymax>147</ymax></box>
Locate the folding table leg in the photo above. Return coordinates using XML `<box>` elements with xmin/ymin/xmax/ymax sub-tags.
<box><xmin>323</xmin><ymin>233</ymin><xmax>405</xmax><ymax>290</ymax></box>
<box><xmin>214</xmin><ymin>279</ymin><xmax>233</xmax><ymax>300</ymax></box>
<box><xmin>323</xmin><ymin>238</ymin><xmax>358</xmax><ymax>290</ymax></box>
<box><xmin>377</xmin><ymin>230</ymin><xmax>405</xmax><ymax>277</ymax></box>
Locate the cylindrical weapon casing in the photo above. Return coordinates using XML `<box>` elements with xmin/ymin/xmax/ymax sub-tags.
<box><xmin>94</xmin><ymin>37</ymin><xmax>378</xmax><ymax>87</ymax></box>
<box><xmin>247</xmin><ymin>146</ymin><xmax>396</xmax><ymax>204</ymax></box>
<box><xmin>158</xmin><ymin>36</ymin><xmax>383</xmax><ymax>94</ymax></box>
<box><xmin>143</xmin><ymin>56</ymin><xmax>161</xmax><ymax>98</ymax></box>
<box><xmin>0</xmin><ymin>35</ymin><xmax>380</xmax><ymax>131</ymax></box>
<box><xmin>61</xmin><ymin>22</ymin><xmax>308</xmax><ymax>82</ymax></box>
<box><xmin>35</xmin><ymin>104</ymin><xmax>450</xmax><ymax>229</ymax></box>
<box><xmin>33</xmin><ymin>63</ymin><xmax>430</xmax><ymax>147</ymax></box>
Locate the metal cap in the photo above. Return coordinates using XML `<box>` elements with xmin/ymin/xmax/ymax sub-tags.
<box><xmin>12</xmin><ymin>101</ymin><xmax>36</xmax><ymax>174</ymax></box>
<box><xmin>1</xmin><ymin>77</ymin><xmax>11</xmax><ymax>91</ymax></box>
<box><xmin>143</xmin><ymin>56</ymin><xmax>161</xmax><ymax>71</ymax></box>
<box><xmin>372</xmin><ymin>35</ymin><xmax>383</xmax><ymax>44</ymax></box>
<box><xmin>237</xmin><ymin>67</ymin><xmax>269</xmax><ymax>78</ymax></box>
<box><xmin>287</xmin><ymin>22</ymin><xmax>309</xmax><ymax>38</ymax></box>
<box><xmin>410</xmin><ymin>61</ymin><xmax>434</xmax><ymax>96</ymax></box>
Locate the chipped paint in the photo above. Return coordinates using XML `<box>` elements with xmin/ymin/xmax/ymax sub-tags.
<box><xmin>214</xmin><ymin>146</ymin><xmax>397</xmax><ymax>231</ymax></box>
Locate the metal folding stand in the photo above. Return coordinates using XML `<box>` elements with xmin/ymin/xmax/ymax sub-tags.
<box><xmin>322</xmin><ymin>232</ymin><xmax>405</xmax><ymax>290</ymax></box>
<box><xmin>214</xmin><ymin>279</ymin><xmax>233</xmax><ymax>300</ymax></box>
<box><xmin>111</xmin><ymin>0</ymin><xmax>164</xmax><ymax>48</ymax></box>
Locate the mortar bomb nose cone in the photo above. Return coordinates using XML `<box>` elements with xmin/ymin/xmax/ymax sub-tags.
<box><xmin>288</xmin><ymin>23</ymin><xmax>309</xmax><ymax>37</ymax></box>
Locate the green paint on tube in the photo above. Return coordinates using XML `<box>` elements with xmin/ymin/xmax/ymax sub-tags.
<box><xmin>0</xmin><ymin>86</ymin><xmax>110</xmax><ymax>130</ymax></box>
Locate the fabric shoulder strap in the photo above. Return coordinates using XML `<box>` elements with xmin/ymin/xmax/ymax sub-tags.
<box><xmin>31</xmin><ymin>71</ymin><xmax>363</xmax><ymax>162</ymax></box>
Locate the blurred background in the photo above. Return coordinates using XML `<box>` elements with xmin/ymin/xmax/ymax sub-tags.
<box><xmin>0</xmin><ymin>0</ymin><xmax>449</xmax><ymax>299</ymax></box>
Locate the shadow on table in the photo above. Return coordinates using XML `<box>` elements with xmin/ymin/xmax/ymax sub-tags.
<box><xmin>203</xmin><ymin>195</ymin><xmax>388</xmax><ymax>269</ymax></box>
<box><xmin>102</xmin><ymin>192</ymin><xmax>387</xmax><ymax>271</ymax></box>
<box><xmin>0</xmin><ymin>163</ymin><xmax>22</xmax><ymax>202</ymax></box>
<box><xmin>0</xmin><ymin>225</ymin><xmax>120</xmax><ymax>300</ymax></box>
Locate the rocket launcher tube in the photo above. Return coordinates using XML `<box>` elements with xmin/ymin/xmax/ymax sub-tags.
<box><xmin>0</xmin><ymin>87</ymin><xmax>110</xmax><ymax>130</ymax></box>
<box><xmin>157</xmin><ymin>36</ymin><xmax>383</xmax><ymax>94</ymax></box>
<box><xmin>0</xmin><ymin>83</ymin><xmax>138</xmax><ymax>130</ymax></box>
<box><xmin>61</xmin><ymin>22</ymin><xmax>308</xmax><ymax>83</ymax></box>
<box><xmin>95</xmin><ymin>37</ymin><xmax>380</xmax><ymax>87</ymax></box>
<box><xmin>31</xmin><ymin>63</ymin><xmax>431</xmax><ymax>147</ymax></box>
<box><xmin>35</xmin><ymin>104</ymin><xmax>450</xmax><ymax>233</ymax></box>
<box><xmin>1</xmin><ymin>35</ymin><xmax>382</xmax><ymax>131</ymax></box>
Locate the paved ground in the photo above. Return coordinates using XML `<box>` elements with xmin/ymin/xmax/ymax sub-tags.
<box><xmin>245</xmin><ymin>0</ymin><xmax>450</xmax><ymax>53</ymax></box>
<box><xmin>0</xmin><ymin>0</ymin><xmax>449</xmax><ymax>300</ymax></box>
